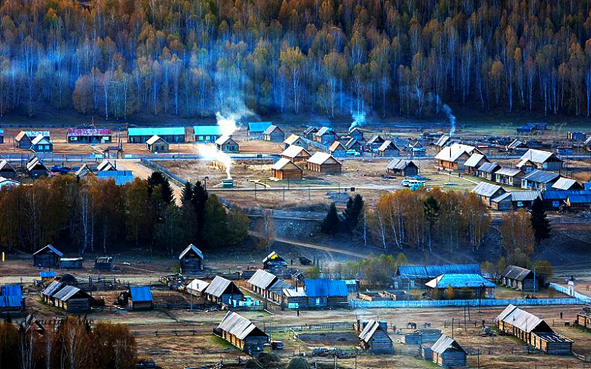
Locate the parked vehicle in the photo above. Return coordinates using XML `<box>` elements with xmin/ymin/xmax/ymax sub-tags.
<box><xmin>346</xmin><ymin>149</ymin><xmax>360</xmax><ymax>156</ymax></box>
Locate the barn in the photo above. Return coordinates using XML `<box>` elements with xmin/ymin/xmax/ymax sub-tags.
<box><xmin>281</xmin><ymin>145</ymin><xmax>311</xmax><ymax>163</ymax></box>
<box><xmin>41</xmin><ymin>280</ymin><xmax>65</xmax><ymax>305</ymax></box>
<box><xmin>425</xmin><ymin>274</ymin><xmax>496</xmax><ymax>299</ymax></box>
<box><xmin>128</xmin><ymin>286</ymin><xmax>153</xmax><ymax>310</ymax></box>
<box><xmin>0</xmin><ymin>160</ymin><xmax>17</xmax><ymax>178</ymax></box>
<box><xmin>358</xmin><ymin>320</ymin><xmax>393</xmax><ymax>354</ymax></box>
<box><xmin>247</xmin><ymin>269</ymin><xmax>278</xmax><ymax>299</ymax></box>
<box><xmin>430</xmin><ymin>335</ymin><xmax>467</xmax><ymax>367</ymax></box>
<box><xmin>215</xmin><ymin>136</ymin><xmax>239</xmax><ymax>153</ymax></box>
<box><xmin>179</xmin><ymin>244</ymin><xmax>204</xmax><ymax>274</ymax></box>
<box><xmin>203</xmin><ymin>276</ymin><xmax>244</xmax><ymax>304</ymax></box>
<box><xmin>146</xmin><ymin>135</ymin><xmax>169</xmax><ymax>153</ymax></box>
<box><xmin>271</xmin><ymin>158</ymin><xmax>303</xmax><ymax>180</ymax></box>
<box><xmin>215</xmin><ymin>312</ymin><xmax>268</xmax><ymax>355</ymax></box>
<box><xmin>52</xmin><ymin>285</ymin><xmax>92</xmax><ymax>312</ymax></box>
<box><xmin>67</xmin><ymin>128</ymin><xmax>112</xmax><ymax>143</ymax></box>
<box><xmin>307</xmin><ymin>152</ymin><xmax>342</xmax><ymax>173</ymax></box>
<box><xmin>328</xmin><ymin>141</ymin><xmax>347</xmax><ymax>157</ymax></box>
<box><xmin>33</xmin><ymin>245</ymin><xmax>63</xmax><ymax>268</ymax></box>
<box><xmin>387</xmin><ymin>159</ymin><xmax>418</xmax><ymax>177</ymax></box>
<box><xmin>26</xmin><ymin>157</ymin><xmax>48</xmax><ymax>178</ymax></box>
<box><xmin>377</xmin><ymin>141</ymin><xmax>400</xmax><ymax>157</ymax></box>
<box><xmin>59</xmin><ymin>257</ymin><xmax>83</xmax><ymax>269</ymax></box>
<box><xmin>129</xmin><ymin>127</ymin><xmax>186</xmax><ymax>143</ymax></box>
<box><xmin>304</xmin><ymin>279</ymin><xmax>348</xmax><ymax>307</ymax></box>
<box><xmin>500</xmin><ymin>265</ymin><xmax>538</xmax><ymax>291</ymax></box>
<box><xmin>15</xmin><ymin>131</ymin><xmax>50</xmax><ymax>149</ymax></box>
<box><xmin>262</xmin><ymin>125</ymin><xmax>285</xmax><ymax>142</ymax></box>
<box><xmin>284</xmin><ymin>134</ymin><xmax>307</xmax><ymax>149</ymax></box>
<box><xmin>30</xmin><ymin>134</ymin><xmax>53</xmax><ymax>152</ymax></box>
<box><xmin>497</xmin><ymin>305</ymin><xmax>573</xmax><ymax>355</ymax></box>
<box><xmin>94</xmin><ymin>256</ymin><xmax>113</xmax><ymax>270</ymax></box>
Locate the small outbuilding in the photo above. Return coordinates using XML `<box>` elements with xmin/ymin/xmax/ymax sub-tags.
<box><xmin>187</xmin><ymin>279</ymin><xmax>209</xmax><ymax>298</ymax></box>
<box><xmin>59</xmin><ymin>257</ymin><xmax>83</xmax><ymax>269</ymax></box>
<box><xmin>75</xmin><ymin>164</ymin><xmax>92</xmax><ymax>179</ymax></box>
<box><xmin>307</xmin><ymin>152</ymin><xmax>342</xmax><ymax>173</ymax></box>
<box><xmin>97</xmin><ymin>160</ymin><xmax>117</xmax><ymax>172</ymax></box>
<box><xmin>284</xmin><ymin>134</ymin><xmax>307</xmax><ymax>149</ymax></box>
<box><xmin>52</xmin><ymin>285</ymin><xmax>92</xmax><ymax>312</ymax></box>
<box><xmin>387</xmin><ymin>159</ymin><xmax>418</xmax><ymax>177</ymax></box>
<box><xmin>472</xmin><ymin>182</ymin><xmax>506</xmax><ymax>207</ymax></box>
<box><xmin>203</xmin><ymin>276</ymin><xmax>244</xmax><ymax>305</ymax></box>
<box><xmin>271</xmin><ymin>158</ymin><xmax>303</xmax><ymax>180</ymax></box>
<box><xmin>345</xmin><ymin>138</ymin><xmax>364</xmax><ymax>153</ymax></box>
<box><xmin>349</xmin><ymin>128</ymin><xmax>365</xmax><ymax>142</ymax></box>
<box><xmin>430</xmin><ymin>335</ymin><xmax>467</xmax><ymax>367</ymax></box>
<box><xmin>313</xmin><ymin>127</ymin><xmax>338</xmax><ymax>146</ymax></box>
<box><xmin>0</xmin><ymin>285</ymin><xmax>24</xmax><ymax>314</ymax></box>
<box><xmin>215</xmin><ymin>311</ymin><xmax>268</xmax><ymax>355</ymax></box>
<box><xmin>26</xmin><ymin>157</ymin><xmax>49</xmax><ymax>178</ymax></box>
<box><xmin>303</xmin><ymin>126</ymin><xmax>319</xmax><ymax>140</ymax></box>
<box><xmin>495</xmin><ymin>167</ymin><xmax>525</xmax><ymax>187</ymax></box>
<box><xmin>263</xmin><ymin>251</ymin><xmax>288</xmax><ymax>271</ymax></box>
<box><xmin>281</xmin><ymin>145</ymin><xmax>311</xmax><ymax>163</ymax></box>
<box><xmin>30</xmin><ymin>134</ymin><xmax>53</xmax><ymax>152</ymax></box>
<box><xmin>215</xmin><ymin>135</ymin><xmax>239</xmax><ymax>153</ymax></box>
<box><xmin>146</xmin><ymin>135</ymin><xmax>169</xmax><ymax>153</ymax></box>
<box><xmin>33</xmin><ymin>245</ymin><xmax>63</xmax><ymax>268</ymax></box>
<box><xmin>247</xmin><ymin>122</ymin><xmax>273</xmax><ymax>139</ymax></box>
<box><xmin>463</xmin><ymin>153</ymin><xmax>488</xmax><ymax>176</ymax></box>
<box><xmin>247</xmin><ymin>269</ymin><xmax>278</xmax><ymax>299</ymax></box>
<box><xmin>476</xmin><ymin>162</ymin><xmax>501</xmax><ymax>181</ymax></box>
<box><xmin>15</xmin><ymin>131</ymin><xmax>50</xmax><ymax>149</ymax></box>
<box><xmin>377</xmin><ymin>141</ymin><xmax>400</xmax><ymax>157</ymax></box>
<box><xmin>576</xmin><ymin>306</ymin><xmax>591</xmax><ymax>330</ymax></box>
<box><xmin>128</xmin><ymin>286</ymin><xmax>153</xmax><ymax>310</ymax></box>
<box><xmin>94</xmin><ymin>256</ymin><xmax>114</xmax><ymax>270</ymax></box>
<box><xmin>358</xmin><ymin>320</ymin><xmax>393</xmax><ymax>354</ymax></box>
<box><xmin>328</xmin><ymin>141</ymin><xmax>347</xmax><ymax>157</ymax></box>
<box><xmin>41</xmin><ymin>281</ymin><xmax>64</xmax><ymax>305</ymax></box>
<box><xmin>262</xmin><ymin>125</ymin><xmax>285</xmax><ymax>142</ymax></box>
<box><xmin>500</xmin><ymin>265</ymin><xmax>538</xmax><ymax>291</ymax></box>
<box><xmin>179</xmin><ymin>244</ymin><xmax>204</xmax><ymax>274</ymax></box>
<box><xmin>0</xmin><ymin>160</ymin><xmax>17</xmax><ymax>179</ymax></box>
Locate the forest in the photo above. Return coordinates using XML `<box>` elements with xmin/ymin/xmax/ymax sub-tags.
<box><xmin>2</xmin><ymin>0</ymin><xmax>591</xmax><ymax>119</ymax></box>
<box><xmin>0</xmin><ymin>172</ymin><xmax>249</xmax><ymax>255</ymax></box>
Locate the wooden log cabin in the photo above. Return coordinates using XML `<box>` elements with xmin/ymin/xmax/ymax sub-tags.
<box><xmin>270</xmin><ymin>158</ymin><xmax>303</xmax><ymax>180</ymax></box>
<box><xmin>215</xmin><ymin>312</ymin><xmax>268</xmax><ymax>355</ymax></box>
<box><xmin>358</xmin><ymin>320</ymin><xmax>394</xmax><ymax>354</ymax></box>
<box><xmin>51</xmin><ymin>285</ymin><xmax>92</xmax><ymax>312</ymax></box>
<box><xmin>430</xmin><ymin>335</ymin><xmax>467</xmax><ymax>367</ymax></box>
<box><xmin>576</xmin><ymin>306</ymin><xmax>591</xmax><ymax>330</ymax></box>
<box><xmin>179</xmin><ymin>244</ymin><xmax>204</xmax><ymax>274</ymax></box>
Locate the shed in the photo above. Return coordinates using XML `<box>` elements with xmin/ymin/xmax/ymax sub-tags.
<box><xmin>303</xmin><ymin>126</ymin><xmax>319</xmax><ymax>140</ymax></box>
<box><xmin>377</xmin><ymin>141</ymin><xmax>400</xmax><ymax>157</ymax></box>
<box><xmin>281</xmin><ymin>145</ymin><xmax>311</xmax><ymax>163</ymax></box>
<box><xmin>359</xmin><ymin>320</ymin><xmax>393</xmax><ymax>354</ymax></box>
<box><xmin>215</xmin><ymin>135</ymin><xmax>239</xmax><ymax>153</ymax></box>
<box><xmin>476</xmin><ymin>162</ymin><xmax>501</xmax><ymax>181</ymax></box>
<box><xmin>464</xmin><ymin>153</ymin><xmax>488</xmax><ymax>175</ymax></box>
<box><xmin>263</xmin><ymin>251</ymin><xmax>288</xmax><ymax>270</ymax></box>
<box><xmin>434</xmin><ymin>135</ymin><xmax>450</xmax><ymax>147</ymax></box>
<box><xmin>215</xmin><ymin>312</ymin><xmax>268</xmax><ymax>354</ymax></box>
<box><xmin>0</xmin><ymin>285</ymin><xmax>23</xmax><ymax>314</ymax></box>
<box><xmin>387</xmin><ymin>159</ymin><xmax>418</xmax><ymax>177</ymax></box>
<box><xmin>500</xmin><ymin>265</ymin><xmax>538</xmax><ymax>291</ymax></box>
<box><xmin>568</xmin><ymin>131</ymin><xmax>587</xmax><ymax>141</ymax></box>
<box><xmin>431</xmin><ymin>335</ymin><xmax>467</xmax><ymax>367</ymax></box>
<box><xmin>262</xmin><ymin>125</ymin><xmax>285</xmax><ymax>142</ymax></box>
<box><xmin>26</xmin><ymin>157</ymin><xmax>48</xmax><ymax>178</ymax></box>
<box><xmin>491</xmin><ymin>192</ymin><xmax>512</xmax><ymax>211</ymax></box>
<box><xmin>33</xmin><ymin>244</ymin><xmax>63</xmax><ymax>268</ymax></box>
<box><xmin>283</xmin><ymin>287</ymin><xmax>308</xmax><ymax>309</ymax></box>
<box><xmin>41</xmin><ymin>281</ymin><xmax>64</xmax><ymax>305</ymax></box>
<box><xmin>576</xmin><ymin>306</ymin><xmax>591</xmax><ymax>330</ymax></box>
<box><xmin>471</xmin><ymin>182</ymin><xmax>505</xmax><ymax>206</ymax></box>
<box><xmin>267</xmin><ymin>279</ymin><xmax>294</xmax><ymax>304</ymax></box>
<box><xmin>187</xmin><ymin>279</ymin><xmax>209</xmax><ymax>297</ymax></box>
<box><xmin>40</xmin><ymin>271</ymin><xmax>56</xmax><ymax>282</ymax></box>
<box><xmin>52</xmin><ymin>285</ymin><xmax>92</xmax><ymax>312</ymax></box>
<box><xmin>328</xmin><ymin>141</ymin><xmax>347</xmax><ymax>157</ymax></box>
<box><xmin>348</xmin><ymin>128</ymin><xmax>365</xmax><ymax>142</ymax></box>
<box><xmin>344</xmin><ymin>138</ymin><xmax>364</xmax><ymax>153</ymax></box>
<box><xmin>497</xmin><ymin>305</ymin><xmax>573</xmax><ymax>354</ymax></box>
<box><xmin>247</xmin><ymin>269</ymin><xmax>278</xmax><ymax>298</ymax></box>
<box><xmin>75</xmin><ymin>164</ymin><xmax>92</xmax><ymax>178</ymax></box>
<box><xmin>146</xmin><ymin>135</ymin><xmax>169</xmax><ymax>153</ymax></box>
<box><xmin>313</xmin><ymin>127</ymin><xmax>338</xmax><ymax>146</ymax></box>
<box><xmin>367</xmin><ymin>135</ymin><xmax>386</xmax><ymax>148</ymax></box>
<box><xmin>179</xmin><ymin>244</ymin><xmax>204</xmax><ymax>273</ymax></box>
<box><xmin>0</xmin><ymin>160</ymin><xmax>17</xmax><ymax>179</ymax></box>
<box><xmin>97</xmin><ymin>160</ymin><xmax>117</xmax><ymax>171</ymax></box>
<box><xmin>203</xmin><ymin>276</ymin><xmax>243</xmax><ymax>304</ymax></box>
<box><xmin>425</xmin><ymin>274</ymin><xmax>495</xmax><ymax>299</ymax></box>
<box><xmin>129</xmin><ymin>127</ymin><xmax>186</xmax><ymax>143</ymax></box>
<box><xmin>304</xmin><ymin>279</ymin><xmax>348</xmax><ymax>307</ymax></box>
<box><xmin>271</xmin><ymin>158</ymin><xmax>303</xmax><ymax>180</ymax></box>
<box><xmin>521</xmin><ymin>170</ymin><xmax>560</xmax><ymax>191</ymax></box>
<box><xmin>551</xmin><ymin>178</ymin><xmax>582</xmax><ymax>191</ymax></box>
<box><xmin>307</xmin><ymin>152</ymin><xmax>342</xmax><ymax>173</ymax></box>
<box><xmin>506</xmin><ymin>139</ymin><xmax>529</xmax><ymax>153</ymax></box>
<box><xmin>67</xmin><ymin>128</ymin><xmax>112</xmax><ymax>143</ymax></box>
<box><xmin>248</xmin><ymin>122</ymin><xmax>273</xmax><ymax>138</ymax></box>
<box><xmin>59</xmin><ymin>257</ymin><xmax>83</xmax><ymax>269</ymax></box>
<box><xmin>284</xmin><ymin>134</ymin><xmax>307</xmax><ymax>149</ymax></box>
<box><xmin>15</xmin><ymin>131</ymin><xmax>50</xmax><ymax>149</ymax></box>
<box><xmin>94</xmin><ymin>256</ymin><xmax>114</xmax><ymax>270</ymax></box>
<box><xmin>495</xmin><ymin>167</ymin><xmax>524</xmax><ymax>187</ymax></box>
<box><xmin>128</xmin><ymin>286</ymin><xmax>153</xmax><ymax>310</ymax></box>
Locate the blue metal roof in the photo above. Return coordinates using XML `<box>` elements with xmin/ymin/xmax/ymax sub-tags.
<box><xmin>128</xmin><ymin>127</ymin><xmax>185</xmax><ymax>136</ymax></box>
<box><xmin>0</xmin><ymin>129</ymin><xmax>3</xmax><ymax>134</ymax></box>
<box><xmin>97</xmin><ymin>171</ymin><xmax>134</xmax><ymax>185</ymax></box>
<box><xmin>426</xmin><ymin>274</ymin><xmax>496</xmax><ymax>289</ymax></box>
<box><xmin>567</xmin><ymin>194</ymin><xmax>591</xmax><ymax>204</ymax></box>
<box><xmin>40</xmin><ymin>271</ymin><xmax>56</xmax><ymax>278</ymax></box>
<box><xmin>129</xmin><ymin>286</ymin><xmax>152</xmax><ymax>302</ymax></box>
<box><xmin>304</xmin><ymin>279</ymin><xmax>348</xmax><ymax>297</ymax></box>
<box><xmin>0</xmin><ymin>285</ymin><xmax>22</xmax><ymax>308</ymax></box>
<box><xmin>397</xmin><ymin>264</ymin><xmax>481</xmax><ymax>279</ymax></box>
<box><xmin>543</xmin><ymin>190</ymin><xmax>591</xmax><ymax>201</ymax></box>
<box><xmin>193</xmin><ymin>126</ymin><xmax>222</xmax><ymax>135</ymax></box>
<box><xmin>248</xmin><ymin>122</ymin><xmax>272</xmax><ymax>132</ymax></box>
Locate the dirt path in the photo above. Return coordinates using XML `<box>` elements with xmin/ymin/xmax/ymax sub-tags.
<box><xmin>250</xmin><ymin>231</ymin><xmax>367</xmax><ymax>258</ymax></box>
<box><xmin>116</xmin><ymin>159</ymin><xmax>183</xmax><ymax>205</ymax></box>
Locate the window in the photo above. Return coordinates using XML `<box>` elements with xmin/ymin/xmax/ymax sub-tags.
<box><xmin>552</xmin><ymin>201</ymin><xmax>559</xmax><ymax>208</ymax></box>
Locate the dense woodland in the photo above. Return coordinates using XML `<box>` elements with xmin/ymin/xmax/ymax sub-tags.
<box><xmin>0</xmin><ymin>173</ymin><xmax>249</xmax><ymax>254</ymax></box>
<box><xmin>2</xmin><ymin>0</ymin><xmax>591</xmax><ymax>119</ymax></box>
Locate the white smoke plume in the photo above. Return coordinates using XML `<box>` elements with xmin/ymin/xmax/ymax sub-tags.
<box><xmin>215</xmin><ymin>111</ymin><xmax>238</xmax><ymax>137</ymax></box>
<box><xmin>442</xmin><ymin>104</ymin><xmax>456</xmax><ymax>136</ymax></box>
<box><xmin>349</xmin><ymin>111</ymin><xmax>366</xmax><ymax>132</ymax></box>
<box><xmin>197</xmin><ymin>143</ymin><xmax>233</xmax><ymax>179</ymax></box>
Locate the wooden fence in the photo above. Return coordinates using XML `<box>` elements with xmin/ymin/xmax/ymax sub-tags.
<box><xmin>349</xmin><ymin>297</ymin><xmax>586</xmax><ymax>309</ymax></box>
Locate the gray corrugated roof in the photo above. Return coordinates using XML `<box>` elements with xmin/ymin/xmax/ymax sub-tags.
<box><xmin>283</xmin><ymin>288</ymin><xmax>307</xmax><ymax>297</ymax></box>
<box><xmin>281</xmin><ymin>145</ymin><xmax>309</xmax><ymax>159</ymax></box>
<box><xmin>33</xmin><ymin>244</ymin><xmax>63</xmax><ymax>257</ymax></box>
<box><xmin>42</xmin><ymin>281</ymin><xmax>63</xmax><ymax>297</ymax></box>
<box><xmin>204</xmin><ymin>276</ymin><xmax>233</xmax><ymax>298</ymax></box>
<box><xmin>523</xmin><ymin>170</ymin><xmax>560</xmax><ymax>184</ymax></box>
<box><xmin>129</xmin><ymin>286</ymin><xmax>153</xmax><ymax>302</ymax></box>
<box><xmin>552</xmin><ymin>178</ymin><xmax>578</xmax><ymax>191</ymax></box>
<box><xmin>268</xmin><ymin>279</ymin><xmax>293</xmax><ymax>293</ymax></box>
<box><xmin>0</xmin><ymin>160</ymin><xmax>16</xmax><ymax>172</ymax></box>
<box><xmin>495</xmin><ymin>167</ymin><xmax>522</xmax><ymax>176</ymax></box>
<box><xmin>520</xmin><ymin>149</ymin><xmax>560</xmax><ymax>164</ymax></box>
<box><xmin>179</xmin><ymin>244</ymin><xmax>203</xmax><ymax>260</ymax></box>
<box><xmin>263</xmin><ymin>125</ymin><xmax>282</xmax><ymax>135</ymax></box>
<box><xmin>425</xmin><ymin>274</ymin><xmax>495</xmax><ymax>288</ymax></box>
<box><xmin>464</xmin><ymin>154</ymin><xmax>487</xmax><ymax>168</ymax></box>
<box><xmin>498</xmin><ymin>305</ymin><xmax>549</xmax><ymax>333</ymax></box>
<box><xmin>359</xmin><ymin>320</ymin><xmax>384</xmax><ymax>342</ymax></box>
<box><xmin>491</xmin><ymin>192</ymin><xmax>512</xmax><ymax>203</ymax></box>
<box><xmin>367</xmin><ymin>135</ymin><xmax>385</xmax><ymax>144</ymax></box>
<box><xmin>511</xmin><ymin>191</ymin><xmax>541</xmax><ymax>202</ymax></box>
<box><xmin>314</xmin><ymin>127</ymin><xmax>335</xmax><ymax>137</ymax></box>
<box><xmin>27</xmin><ymin>157</ymin><xmax>48</xmax><ymax>172</ymax></box>
<box><xmin>501</xmin><ymin>265</ymin><xmax>533</xmax><ymax>281</ymax></box>
<box><xmin>478</xmin><ymin>162</ymin><xmax>500</xmax><ymax>173</ymax></box>
<box><xmin>53</xmin><ymin>285</ymin><xmax>88</xmax><ymax>302</ymax></box>
<box><xmin>472</xmin><ymin>182</ymin><xmax>504</xmax><ymax>198</ymax></box>
<box><xmin>378</xmin><ymin>140</ymin><xmax>398</xmax><ymax>152</ymax></box>
<box><xmin>387</xmin><ymin>159</ymin><xmax>417</xmax><ymax>171</ymax></box>
<box><xmin>217</xmin><ymin>311</ymin><xmax>267</xmax><ymax>340</ymax></box>
<box><xmin>431</xmin><ymin>335</ymin><xmax>466</xmax><ymax>354</ymax></box>
<box><xmin>435</xmin><ymin>135</ymin><xmax>450</xmax><ymax>147</ymax></box>
<box><xmin>248</xmin><ymin>269</ymin><xmax>277</xmax><ymax>290</ymax></box>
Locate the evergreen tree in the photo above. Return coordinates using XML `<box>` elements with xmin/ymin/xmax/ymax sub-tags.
<box><xmin>181</xmin><ymin>182</ymin><xmax>193</xmax><ymax>206</ymax></box>
<box><xmin>530</xmin><ymin>197</ymin><xmax>551</xmax><ymax>243</ymax></box>
<box><xmin>321</xmin><ymin>203</ymin><xmax>340</xmax><ymax>235</ymax></box>
<box><xmin>192</xmin><ymin>181</ymin><xmax>209</xmax><ymax>241</ymax></box>
<box><xmin>342</xmin><ymin>194</ymin><xmax>364</xmax><ymax>231</ymax></box>
<box><xmin>202</xmin><ymin>194</ymin><xmax>227</xmax><ymax>248</ymax></box>
<box><xmin>147</xmin><ymin>172</ymin><xmax>174</xmax><ymax>205</ymax></box>
<box><xmin>423</xmin><ymin>195</ymin><xmax>440</xmax><ymax>252</ymax></box>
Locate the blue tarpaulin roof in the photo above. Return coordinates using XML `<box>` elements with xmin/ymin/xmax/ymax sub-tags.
<box><xmin>40</xmin><ymin>271</ymin><xmax>56</xmax><ymax>278</ymax></box>
<box><xmin>304</xmin><ymin>279</ymin><xmax>348</xmax><ymax>297</ymax></box>
<box><xmin>128</xmin><ymin>127</ymin><xmax>185</xmax><ymax>136</ymax></box>
<box><xmin>97</xmin><ymin>170</ymin><xmax>134</xmax><ymax>185</ymax></box>
<box><xmin>0</xmin><ymin>285</ymin><xmax>22</xmax><ymax>308</ymax></box>
<box><xmin>248</xmin><ymin>122</ymin><xmax>272</xmax><ymax>133</ymax></box>
<box><xmin>129</xmin><ymin>286</ymin><xmax>152</xmax><ymax>302</ymax></box>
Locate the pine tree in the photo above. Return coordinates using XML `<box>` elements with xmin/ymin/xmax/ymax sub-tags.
<box><xmin>342</xmin><ymin>194</ymin><xmax>364</xmax><ymax>231</ymax></box>
<box><xmin>181</xmin><ymin>182</ymin><xmax>193</xmax><ymax>206</ymax></box>
<box><xmin>423</xmin><ymin>195</ymin><xmax>440</xmax><ymax>252</ymax></box>
<box><xmin>321</xmin><ymin>203</ymin><xmax>340</xmax><ymax>235</ymax></box>
<box><xmin>192</xmin><ymin>181</ymin><xmax>209</xmax><ymax>242</ymax></box>
<box><xmin>530</xmin><ymin>197</ymin><xmax>551</xmax><ymax>243</ymax></box>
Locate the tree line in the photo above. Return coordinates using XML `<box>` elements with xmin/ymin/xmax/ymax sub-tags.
<box><xmin>0</xmin><ymin>317</ymin><xmax>136</xmax><ymax>369</ymax></box>
<box><xmin>0</xmin><ymin>172</ymin><xmax>248</xmax><ymax>255</ymax></box>
<box><xmin>4</xmin><ymin>0</ymin><xmax>591</xmax><ymax>119</ymax></box>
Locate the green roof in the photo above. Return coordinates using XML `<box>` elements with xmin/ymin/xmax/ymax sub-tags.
<box><xmin>193</xmin><ymin>126</ymin><xmax>222</xmax><ymax>135</ymax></box>
<box><xmin>128</xmin><ymin>127</ymin><xmax>185</xmax><ymax>136</ymax></box>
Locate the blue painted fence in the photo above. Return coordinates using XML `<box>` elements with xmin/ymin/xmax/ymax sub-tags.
<box><xmin>349</xmin><ymin>297</ymin><xmax>585</xmax><ymax>309</ymax></box>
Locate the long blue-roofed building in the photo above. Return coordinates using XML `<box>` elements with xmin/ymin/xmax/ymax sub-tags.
<box><xmin>304</xmin><ymin>279</ymin><xmax>348</xmax><ymax>307</ymax></box>
<box><xmin>425</xmin><ymin>274</ymin><xmax>496</xmax><ymax>299</ymax></box>
<box><xmin>194</xmin><ymin>125</ymin><xmax>222</xmax><ymax>143</ymax></box>
<box><xmin>128</xmin><ymin>127</ymin><xmax>186</xmax><ymax>143</ymax></box>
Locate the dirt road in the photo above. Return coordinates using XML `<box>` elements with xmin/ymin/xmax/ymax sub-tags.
<box><xmin>116</xmin><ymin>159</ymin><xmax>184</xmax><ymax>205</ymax></box>
<box><xmin>250</xmin><ymin>231</ymin><xmax>368</xmax><ymax>258</ymax></box>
